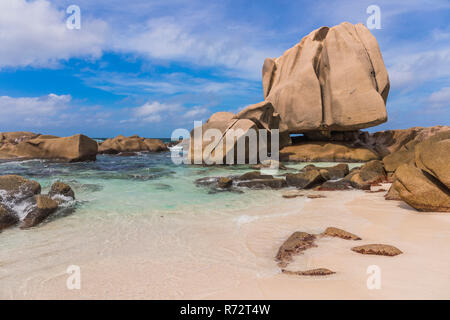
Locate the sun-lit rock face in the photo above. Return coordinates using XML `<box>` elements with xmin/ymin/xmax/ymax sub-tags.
<box><xmin>263</xmin><ymin>22</ymin><xmax>390</xmax><ymax>135</ymax></box>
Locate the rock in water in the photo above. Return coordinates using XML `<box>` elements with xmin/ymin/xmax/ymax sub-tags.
<box><xmin>49</xmin><ymin>182</ymin><xmax>75</xmax><ymax>200</ymax></box>
<box><xmin>324</xmin><ymin>227</ymin><xmax>361</xmax><ymax>240</ymax></box>
<box><xmin>0</xmin><ymin>175</ymin><xmax>41</xmax><ymax>203</ymax></box>
<box><xmin>351</xmin><ymin>244</ymin><xmax>402</xmax><ymax>256</ymax></box>
<box><xmin>0</xmin><ymin>204</ymin><xmax>18</xmax><ymax>231</ymax></box>
<box><xmin>217</xmin><ymin>177</ymin><xmax>233</xmax><ymax>189</ymax></box>
<box><xmin>0</xmin><ymin>134</ymin><xmax>98</xmax><ymax>162</ymax></box>
<box><xmin>20</xmin><ymin>195</ymin><xmax>59</xmax><ymax>229</ymax></box>
<box><xmin>286</xmin><ymin>170</ymin><xmax>325</xmax><ymax>189</ymax></box>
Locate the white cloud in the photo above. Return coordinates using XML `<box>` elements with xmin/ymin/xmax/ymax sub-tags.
<box><xmin>0</xmin><ymin>93</ymin><xmax>71</xmax><ymax>126</ymax></box>
<box><xmin>427</xmin><ymin>87</ymin><xmax>450</xmax><ymax>108</ymax></box>
<box><xmin>0</xmin><ymin>0</ymin><xmax>108</xmax><ymax>69</ymax></box>
<box><xmin>129</xmin><ymin>101</ymin><xmax>210</xmax><ymax>124</ymax></box>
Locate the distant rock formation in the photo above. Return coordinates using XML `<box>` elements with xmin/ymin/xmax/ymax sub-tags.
<box><xmin>98</xmin><ymin>135</ymin><xmax>168</xmax><ymax>154</ymax></box>
<box><xmin>0</xmin><ymin>133</ymin><xmax>98</xmax><ymax>162</ymax></box>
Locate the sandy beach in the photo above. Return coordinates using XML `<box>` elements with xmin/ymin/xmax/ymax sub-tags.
<box><xmin>2</xmin><ymin>186</ymin><xmax>449</xmax><ymax>300</ymax></box>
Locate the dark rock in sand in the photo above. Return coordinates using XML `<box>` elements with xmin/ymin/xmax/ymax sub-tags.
<box><xmin>20</xmin><ymin>195</ymin><xmax>59</xmax><ymax>229</ymax></box>
<box><xmin>286</xmin><ymin>169</ymin><xmax>325</xmax><ymax>189</ymax></box>
<box><xmin>281</xmin><ymin>268</ymin><xmax>335</xmax><ymax>276</ymax></box>
<box><xmin>282</xmin><ymin>190</ymin><xmax>305</xmax><ymax>198</ymax></box>
<box><xmin>351</xmin><ymin>244</ymin><xmax>402</xmax><ymax>256</ymax></box>
<box><xmin>307</xmin><ymin>194</ymin><xmax>326</xmax><ymax>199</ymax></box>
<box><xmin>275</xmin><ymin>232</ymin><xmax>317</xmax><ymax>267</ymax></box>
<box><xmin>324</xmin><ymin>227</ymin><xmax>361</xmax><ymax>240</ymax></box>
<box><xmin>217</xmin><ymin>177</ymin><xmax>233</xmax><ymax>189</ymax></box>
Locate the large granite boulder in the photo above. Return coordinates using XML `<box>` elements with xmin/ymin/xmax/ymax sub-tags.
<box><xmin>99</xmin><ymin>135</ymin><xmax>168</xmax><ymax>154</ymax></box>
<box><xmin>0</xmin><ymin>175</ymin><xmax>41</xmax><ymax>203</ymax></box>
<box><xmin>347</xmin><ymin>160</ymin><xmax>386</xmax><ymax>190</ymax></box>
<box><xmin>392</xmin><ymin>132</ymin><xmax>450</xmax><ymax>212</ymax></box>
<box><xmin>0</xmin><ymin>134</ymin><xmax>98</xmax><ymax>162</ymax></box>
<box><xmin>0</xmin><ymin>132</ymin><xmax>40</xmax><ymax>146</ymax></box>
<box><xmin>264</xmin><ymin>22</ymin><xmax>389</xmax><ymax>136</ymax></box>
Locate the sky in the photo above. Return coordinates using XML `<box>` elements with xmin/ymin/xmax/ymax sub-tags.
<box><xmin>0</xmin><ymin>0</ymin><xmax>449</xmax><ymax>138</ymax></box>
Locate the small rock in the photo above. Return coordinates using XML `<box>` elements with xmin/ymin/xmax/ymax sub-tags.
<box><xmin>281</xmin><ymin>268</ymin><xmax>335</xmax><ymax>276</ymax></box>
<box><xmin>0</xmin><ymin>203</ymin><xmax>18</xmax><ymax>231</ymax></box>
<box><xmin>349</xmin><ymin>160</ymin><xmax>386</xmax><ymax>190</ymax></box>
<box><xmin>351</xmin><ymin>244</ymin><xmax>402</xmax><ymax>256</ymax></box>
<box><xmin>282</xmin><ymin>190</ymin><xmax>305</xmax><ymax>199</ymax></box>
<box><xmin>49</xmin><ymin>182</ymin><xmax>75</xmax><ymax>200</ymax></box>
<box><xmin>307</xmin><ymin>194</ymin><xmax>326</xmax><ymax>199</ymax></box>
<box><xmin>217</xmin><ymin>177</ymin><xmax>233</xmax><ymax>189</ymax></box>
<box><xmin>275</xmin><ymin>232</ymin><xmax>316</xmax><ymax>267</ymax></box>
<box><xmin>324</xmin><ymin>227</ymin><xmax>361</xmax><ymax>240</ymax></box>
<box><xmin>20</xmin><ymin>195</ymin><xmax>59</xmax><ymax>229</ymax></box>
<box><xmin>237</xmin><ymin>171</ymin><xmax>273</xmax><ymax>180</ymax></box>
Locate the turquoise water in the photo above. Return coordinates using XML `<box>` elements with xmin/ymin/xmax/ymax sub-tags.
<box><xmin>0</xmin><ymin>153</ymin><xmax>363</xmax><ymax>221</ymax></box>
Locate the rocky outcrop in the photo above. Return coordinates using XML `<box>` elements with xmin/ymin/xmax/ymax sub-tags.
<box><xmin>0</xmin><ymin>132</ymin><xmax>40</xmax><ymax>146</ymax></box>
<box><xmin>99</xmin><ymin>135</ymin><xmax>168</xmax><ymax>154</ymax></box>
<box><xmin>280</xmin><ymin>141</ymin><xmax>379</xmax><ymax>162</ymax></box>
<box><xmin>0</xmin><ymin>134</ymin><xmax>98</xmax><ymax>162</ymax></box>
<box><xmin>392</xmin><ymin>132</ymin><xmax>450</xmax><ymax>212</ymax></box>
<box><xmin>351</xmin><ymin>244</ymin><xmax>402</xmax><ymax>256</ymax></box>
<box><xmin>264</xmin><ymin>22</ymin><xmax>388</xmax><ymax>136</ymax></box>
<box><xmin>323</xmin><ymin>227</ymin><xmax>361</xmax><ymax>240</ymax></box>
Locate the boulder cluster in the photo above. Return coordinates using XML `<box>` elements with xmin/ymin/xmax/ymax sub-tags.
<box><xmin>0</xmin><ymin>175</ymin><xmax>75</xmax><ymax>231</ymax></box>
<box><xmin>188</xmin><ymin>22</ymin><xmax>390</xmax><ymax>164</ymax></box>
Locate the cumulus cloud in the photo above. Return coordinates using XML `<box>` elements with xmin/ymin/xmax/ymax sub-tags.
<box><xmin>0</xmin><ymin>0</ymin><xmax>108</xmax><ymax>69</ymax></box>
<box><xmin>427</xmin><ymin>87</ymin><xmax>450</xmax><ymax>109</ymax></box>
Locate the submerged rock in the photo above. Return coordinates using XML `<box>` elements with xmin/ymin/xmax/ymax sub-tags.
<box><xmin>236</xmin><ymin>178</ymin><xmax>287</xmax><ymax>190</ymax></box>
<box><xmin>324</xmin><ymin>227</ymin><xmax>361</xmax><ymax>240</ymax></box>
<box><xmin>351</xmin><ymin>244</ymin><xmax>402</xmax><ymax>256</ymax></box>
<box><xmin>282</xmin><ymin>190</ymin><xmax>305</xmax><ymax>199</ymax></box>
<box><xmin>217</xmin><ymin>177</ymin><xmax>233</xmax><ymax>189</ymax></box>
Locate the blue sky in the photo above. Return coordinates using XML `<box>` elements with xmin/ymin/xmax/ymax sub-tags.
<box><xmin>0</xmin><ymin>0</ymin><xmax>449</xmax><ymax>138</ymax></box>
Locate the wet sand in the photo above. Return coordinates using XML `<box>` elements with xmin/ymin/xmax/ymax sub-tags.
<box><xmin>1</xmin><ymin>187</ymin><xmax>449</xmax><ymax>299</ymax></box>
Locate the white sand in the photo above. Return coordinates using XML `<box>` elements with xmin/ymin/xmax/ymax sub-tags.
<box><xmin>1</xmin><ymin>188</ymin><xmax>449</xmax><ymax>299</ymax></box>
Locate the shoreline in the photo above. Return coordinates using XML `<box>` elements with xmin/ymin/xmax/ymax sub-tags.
<box><xmin>2</xmin><ymin>188</ymin><xmax>449</xmax><ymax>300</ymax></box>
